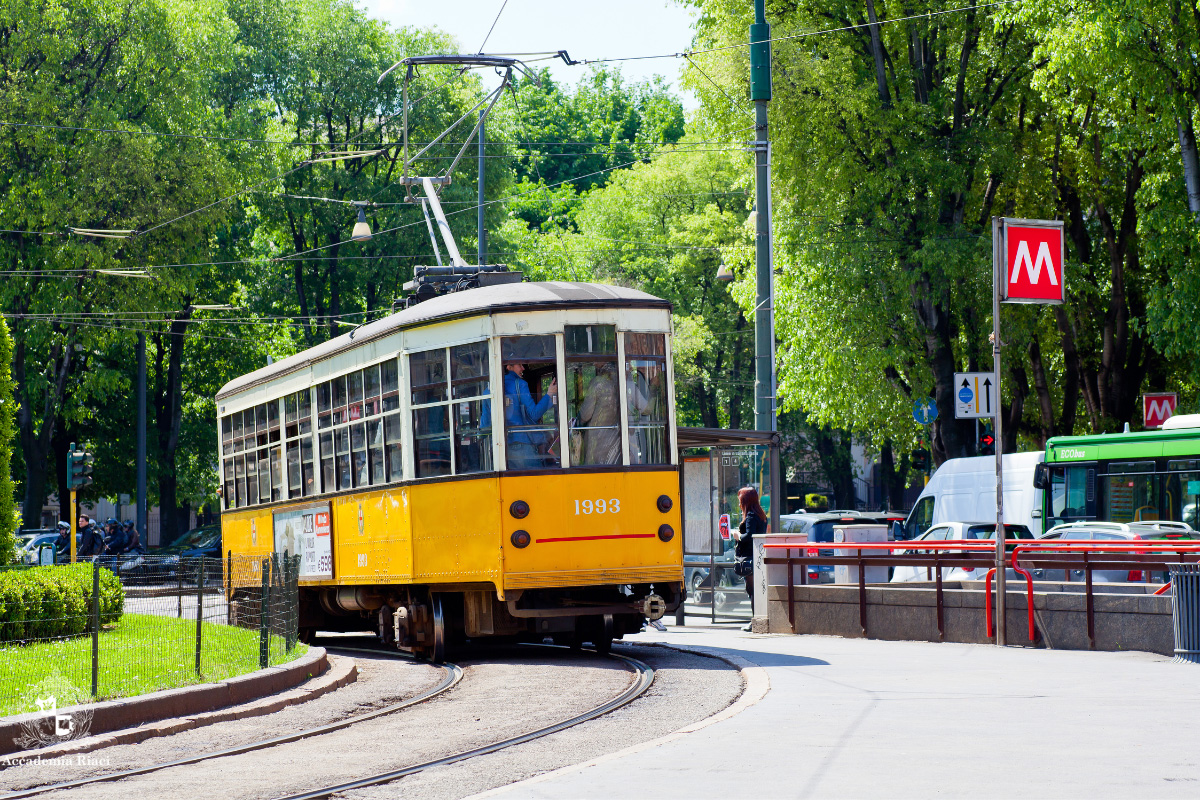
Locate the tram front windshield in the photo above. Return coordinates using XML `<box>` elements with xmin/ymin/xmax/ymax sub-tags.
<box><xmin>501</xmin><ymin>335</ymin><xmax>560</xmax><ymax>470</ymax></box>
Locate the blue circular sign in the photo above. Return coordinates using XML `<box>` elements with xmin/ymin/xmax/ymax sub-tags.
<box><xmin>958</xmin><ymin>386</ymin><xmax>973</xmax><ymax>404</ymax></box>
<box><xmin>912</xmin><ymin>398</ymin><xmax>938</xmax><ymax>425</ymax></box>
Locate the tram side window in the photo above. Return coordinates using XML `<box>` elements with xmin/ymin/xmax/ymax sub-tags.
<box><xmin>565</xmin><ymin>325</ymin><xmax>620</xmax><ymax>466</ymax></box>
<box><xmin>451</xmin><ymin>341</ymin><xmax>493</xmax><ymax>474</ymax></box>
<box><xmin>625</xmin><ymin>332</ymin><xmax>669</xmax><ymax>465</ymax></box>
<box><xmin>316</xmin><ymin>360</ymin><xmax>402</xmax><ymax>491</ymax></box>
<box><xmin>283</xmin><ymin>390</ymin><xmax>315</xmax><ymax>499</ymax></box>
<box><xmin>222</xmin><ymin>401</ymin><xmax>283</xmax><ymax>509</ymax></box>
<box><xmin>502</xmin><ymin>335</ymin><xmax>560</xmax><ymax>470</ymax></box>
<box><xmin>410</xmin><ymin>349</ymin><xmax>451</xmax><ymax>478</ymax></box>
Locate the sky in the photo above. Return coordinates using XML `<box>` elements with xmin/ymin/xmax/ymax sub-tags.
<box><xmin>356</xmin><ymin>0</ymin><xmax>699</xmax><ymax>104</ymax></box>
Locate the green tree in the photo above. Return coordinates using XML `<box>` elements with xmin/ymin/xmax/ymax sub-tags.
<box><xmin>0</xmin><ymin>0</ymin><xmax>269</xmax><ymax>524</ymax></box>
<box><xmin>497</xmin><ymin>137</ymin><xmax>754</xmax><ymax>427</ymax></box>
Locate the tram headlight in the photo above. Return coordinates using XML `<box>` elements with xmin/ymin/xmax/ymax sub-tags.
<box><xmin>657</xmin><ymin>524</ymin><xmax>674</xmax><ymax>542</ymax></box>
<box><xmin>511</xmin><ymin>529</ymin><xmax>531</xmax><ymax>548</ymax></box>
<box><xmin>656</xmin><ymin>494</ymin><xmax>673</xmax><ymax>513</ymax></box>
<box><xmin>509</xmin><ymin>500</ymin><xmax>529</xmax><ymax>519</ymax></box>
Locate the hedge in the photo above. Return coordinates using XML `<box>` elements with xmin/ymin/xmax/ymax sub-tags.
<box><xmin>0</xmin><ymin>563</ymin><xmax>124</xmax><ymax>643</ymax></box>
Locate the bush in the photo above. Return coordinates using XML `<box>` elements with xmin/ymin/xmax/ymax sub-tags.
<box><xmin>0</xmin><ymin>563</ymin><xmax>124</xmax><ymax>642</ymax></box>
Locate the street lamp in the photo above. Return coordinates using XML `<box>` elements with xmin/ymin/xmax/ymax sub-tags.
<box><xmin>715</xmin><ymin>260</ymin><xmax>735</xmax><ymax>282</ymax></box>
<box><xmin>351</xmin><ymin>202</ymin><xmax>372</xmax><ymax>241</ymax></box>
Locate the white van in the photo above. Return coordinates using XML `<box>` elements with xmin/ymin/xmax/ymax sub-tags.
<box><xmin>901</xmin><ymin>451</ymin><xmax>1045</xmax><ymax>539</ymax></box>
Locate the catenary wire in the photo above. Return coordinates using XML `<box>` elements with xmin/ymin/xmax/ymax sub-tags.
<box><xmin>579</xmin><ymin>0</ymin><xmax>1026</xmax><ymax>64</ymax></box>
<box><xmin>477</xmin><ymin>0</ymin><xmax>509</xmax><ymax>54</ymax></box>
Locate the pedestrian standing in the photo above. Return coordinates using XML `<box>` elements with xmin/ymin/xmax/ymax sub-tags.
<box><xmin>733</xmin><ymin>486</ymin><xmax>768</xmax><ymax>630</ymax></box>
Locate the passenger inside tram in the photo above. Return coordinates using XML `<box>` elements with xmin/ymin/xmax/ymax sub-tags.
<box><xmin>502</xmin><ymin>335</ymin><xmax>559</xmax><ymax>470</ymax></box>
<box><xmin>566</xmin><ymin>325</ymin><xmax>621</xmax><ymax>466</ymax></box>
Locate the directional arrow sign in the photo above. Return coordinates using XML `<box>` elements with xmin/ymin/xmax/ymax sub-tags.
<box><xmin>912</xmin><ymin>398</ymin><xmax>938</xmax><ymax>425</ymax></box>
<box><xmin>954</xmin><ymin>372</ymin><xmax>996</xmax><ymax>419</ymax></box>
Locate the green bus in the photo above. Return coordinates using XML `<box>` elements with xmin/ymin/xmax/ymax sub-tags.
<box><xmin>1039</xmin><ymin>416</ymin><xmax>1200</xmax><ymax>530</ymax></box>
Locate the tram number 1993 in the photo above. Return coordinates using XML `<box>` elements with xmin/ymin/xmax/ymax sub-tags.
<box><xmin>574</xmin><ymin>498</ymin><xmax>621</xmax><ymax>515</ymax></box>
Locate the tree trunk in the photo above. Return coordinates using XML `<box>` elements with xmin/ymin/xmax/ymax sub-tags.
<box><xmin>15</xmin><ymin>336</ymin><xmax>74</xmax><ymax>527</ymax></box>
<box><xmin>864</xmin><ymin>0</ymin><xmax>892</xmax><ymax>109</ymax></box>
<box><xmin>154</xmin><ymin>309</ymin><xmax>193</xmax><ymax>547</ymax></box>
<box><xmin>1178</xmin><ymin>114</ymin><xmax>1200</xmax><ymax>217</ymax></box>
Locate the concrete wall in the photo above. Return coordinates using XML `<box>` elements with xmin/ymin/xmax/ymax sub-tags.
<box><xmin>764</xmin><ymin>582</ymin><xmax>1174</xmax><ymax>656</ymax></box>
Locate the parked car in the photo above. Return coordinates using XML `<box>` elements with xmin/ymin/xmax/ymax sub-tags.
<box><xmin>890</xmin><ymin>521</ymin><xmax>1033</xmax><ymax>583</ymax></box>
<box><xmin>17</xmin><ymin>531</ymin><xmax>60</xmax><ymax>564</ymax></box>
<box><xmin>157</xmin><ymin>524</ymin><xmax>221</xmax><ymax>558</ymax></box>
<box><xmin>1033</xmin><ymin>521</ymin><xmax>1200</xmax><ymax>583</ymax></box>
<box><xmin>780</xmin><ymin>511</ymin><xmax>906</xmax><ymax>583</ymax></box>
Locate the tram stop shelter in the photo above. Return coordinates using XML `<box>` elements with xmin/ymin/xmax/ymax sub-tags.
<box><xmin>675</xmin><ymin>427</ymin><xmax>781</xmax><ymax>625</ymax></box>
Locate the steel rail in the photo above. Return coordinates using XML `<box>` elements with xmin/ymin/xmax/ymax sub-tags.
<box><xmin>273</xmin><ymin>649</ymin><xmax>656</xmax><ymax>800</ymax></box>
<box><xmin>4</xmin><ymin>648</ymin><xmax>463</xmax><ymax>798</ymax></box>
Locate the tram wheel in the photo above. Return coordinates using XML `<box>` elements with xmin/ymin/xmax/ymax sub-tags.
<box><xmin>428</xmin><ymin>594</ymin><xmax>447</xmax><ymax>664</ymax></box>
<box><xmin>592</xmin><ymin>614</ymin><xmax>614</xmax><ymax>655</ymax></box>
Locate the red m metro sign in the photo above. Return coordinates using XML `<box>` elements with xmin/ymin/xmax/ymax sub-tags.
<box><xmin>1143</xmin><ymin>393</ymin><xmax>1177</xmax><ymax>429</ymax></box>
<box><xmin>1001</xmin><ymin>219</ymin><xmax>1065</xmax><ymax>304</ymax></box>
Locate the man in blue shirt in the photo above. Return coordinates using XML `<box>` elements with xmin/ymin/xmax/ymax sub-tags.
<box><xmin>503</xmin><ymin>363</ymin><xmax>556</xmax><ymax>469</ymax></box>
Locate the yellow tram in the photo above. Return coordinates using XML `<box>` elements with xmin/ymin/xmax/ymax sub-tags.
<box><xmin>217</xmin><ymin>280</ymin><xmax>684</xmax><ymax>659</ymax></box>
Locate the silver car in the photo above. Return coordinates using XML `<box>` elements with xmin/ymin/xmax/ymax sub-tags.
<box><xmin>1033</xmin><ymin>521</ymin><xmax>1200</xmax><ymax>582</ymax></box>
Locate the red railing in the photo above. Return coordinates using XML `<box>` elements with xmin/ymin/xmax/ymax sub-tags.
<box><xmin>1007</xmin><ymin>542</ymin><xmax>1200</xmax><ymax>644</ymax></box>
<box><xmin>763</xmin><ymin>539</ymin><xmax>1200</xmax><ymax>645</ymax></box>
<box><xmin>763</xmin><ymin>540</ymin><xmax>1013</xmax><ymax>639</ymax></box>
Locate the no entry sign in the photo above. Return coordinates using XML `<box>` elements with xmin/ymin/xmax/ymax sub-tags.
<box><xmin>1000</xmin><ymin>218</ymin><xmax>1065</xmax><ymax>304</ymax></box>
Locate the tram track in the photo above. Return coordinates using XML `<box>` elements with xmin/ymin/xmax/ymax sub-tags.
<box><xmin>3</xmin><ymin>648</ymin><xmax>462</xmax><ymax>799</ymax></box>
<box><xmin>274</xmin><ymin>648</ymin><xmax>654</xmax><ymax>800</ymax></box>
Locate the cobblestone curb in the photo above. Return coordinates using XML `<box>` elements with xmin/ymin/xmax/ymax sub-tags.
<box><xmin>1</xmin><ymin>647</ymin><xmax>350</xmax><ymax>758</ymax></box>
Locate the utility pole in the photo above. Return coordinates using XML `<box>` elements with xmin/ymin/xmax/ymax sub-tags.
<box><xmin>751</xmin><ymin>0</ymin><xmax>780</xmax><ymax>536</ymax></box>
<box><xmin>137</xmin><ymin>333</ymin><xmax>147</xmax><ymax>546</ymax></box>
<box><xmin>478</xmin><ymin>110</ymin><xmax>487</xmax><ymax>266</ymax></box>
<box><xmin>751</xmin><ymin>0</ymin><xmax>775</xmax><ymax>435</ymax></box>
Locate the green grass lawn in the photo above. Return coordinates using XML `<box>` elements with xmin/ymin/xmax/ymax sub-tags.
<box><xmin>0</xmin><ymin>613</ymin><xmax>307</xmax><ymax>717</ymax></box>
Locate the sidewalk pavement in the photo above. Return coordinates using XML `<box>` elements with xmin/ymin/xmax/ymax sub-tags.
<box><xmin>492</xmin><ymin>623</ymin><xmax>1200</xmax><ymax>799</ymax></box>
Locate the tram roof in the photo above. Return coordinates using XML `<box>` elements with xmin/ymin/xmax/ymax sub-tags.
<box><xmin>217</xmin><ymin>281</ymin><xmax>669</xmax><ymax>400</ymax></box>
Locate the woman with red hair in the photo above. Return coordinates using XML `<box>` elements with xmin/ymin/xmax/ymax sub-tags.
<box><xmin>733</xmin><ymin>486</ymin><xmax>768</xmax><ymax>628</ymax></box>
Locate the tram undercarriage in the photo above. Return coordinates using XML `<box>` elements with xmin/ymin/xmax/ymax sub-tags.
<box><xmin>279</xmin><ymin>582</ymin><xmax>681</xmax><ymax>661</ymax></box>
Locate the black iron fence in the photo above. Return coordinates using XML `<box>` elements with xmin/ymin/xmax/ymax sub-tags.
<box><xmin>0</xmin><ymin>554</ymin><xmax>301</xmax><ymax>717</ymax></box>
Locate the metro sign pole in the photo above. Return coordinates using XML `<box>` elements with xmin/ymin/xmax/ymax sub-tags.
<box><xmin>991</xmin><ymin>217</ymin><xmax>1065</xmax><ymax>645</ymax></box>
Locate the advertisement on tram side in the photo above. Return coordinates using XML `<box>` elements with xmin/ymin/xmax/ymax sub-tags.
<box><xmin>274</xmin><ymin>503</ymin><xmax>333</xmax><ymax>580</ymax></box>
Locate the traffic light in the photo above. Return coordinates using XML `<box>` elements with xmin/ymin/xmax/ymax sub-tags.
<box><xmin>67</xmin><ymin>442</ymin><xmax>93</xmax><ymax>489</ymax></box>
<box><xmin>978</xmin><ymin>428</ymin><xmax>996</xmax><ymax>456</ymax></box>
<box><xmin>911</xmin><ymin>449</ymin><xmax>930</xmax><ymax>471</ymax></box>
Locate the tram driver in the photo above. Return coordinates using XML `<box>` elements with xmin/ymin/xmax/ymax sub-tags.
<box><xmin>504</xmin><ymin>362</ymin><xmax>557</xmax><ymax>469</ymax></box>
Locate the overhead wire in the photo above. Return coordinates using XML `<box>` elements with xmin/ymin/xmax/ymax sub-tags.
<box><xmin>580</xmin><ymin>0</ymin><xmax>1026</xmax><ymax>64</ymax></box>
<box><xmin>477</xmin><ymin>0</ymin><xmax>509</xmax><ymax>54</ymax></box>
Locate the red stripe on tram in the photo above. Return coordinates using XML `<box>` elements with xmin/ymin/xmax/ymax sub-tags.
<box><xmin>535</xmin><ymin>534</ymin><xmax>658</xmax><ymax>543</ymax></box>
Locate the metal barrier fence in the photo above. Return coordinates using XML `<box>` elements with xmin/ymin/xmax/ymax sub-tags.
<box><xmin>763</xmin><ymin>540</ymin><xmax>1200</xmax><ymax>646</ymax></box>
<box><xmin>0</xmin><ymin>554</ymin><xmax>301</xmax><ymax>717</ymax></box>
